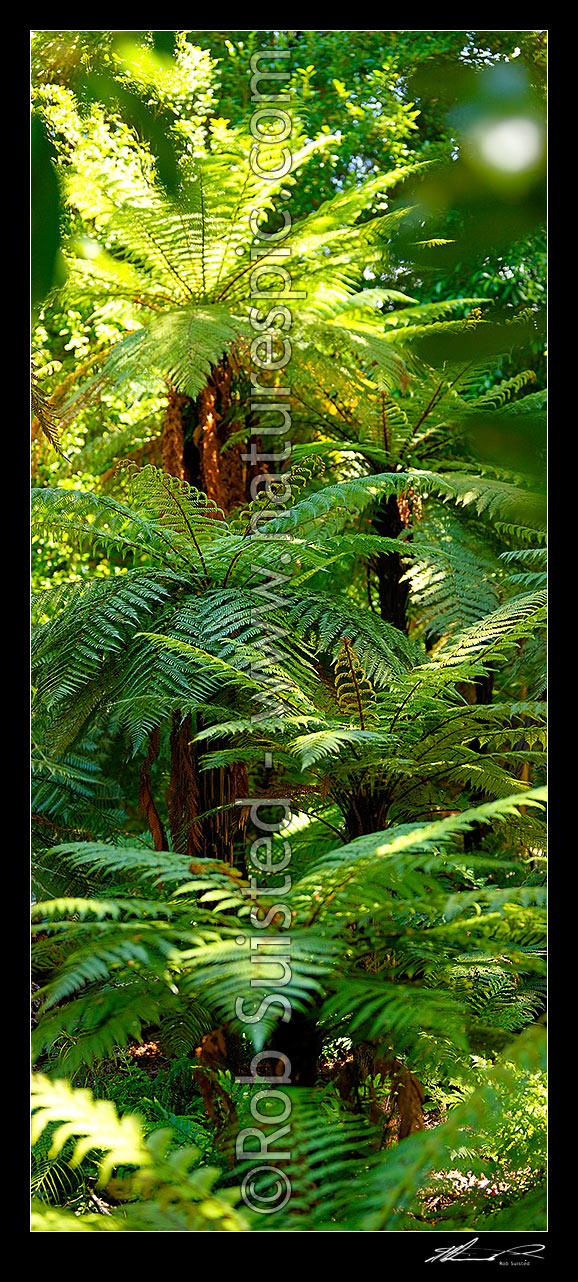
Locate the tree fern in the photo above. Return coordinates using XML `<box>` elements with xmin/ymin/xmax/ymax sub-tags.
<box><xmin>31</xmin><ymin>43</ymin><xmax>546</xmax><ymax>1234</ymax></box>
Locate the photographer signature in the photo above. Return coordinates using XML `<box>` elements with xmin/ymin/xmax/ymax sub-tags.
<box><xmin>426</xmin><ymin>1238</ymin><xmax>545</xmax><ymax>1263</ymax></box>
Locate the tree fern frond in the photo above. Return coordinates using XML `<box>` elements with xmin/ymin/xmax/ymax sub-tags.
<box><xmin>305</xmin><ymin>789</ymin><xmax>546</xmax><ymax>872</ymax></box>
<box><xmin>404</xmin><ymin>505</ymin><xmax>502</xmax><ymax>642</ymax></box>
<box><xmin>438</xmin><ymin>591</ymin><xmax>546</xmax><ymax>666</ymax></box>
<box><xmin>99</xmin><ymin>304</ymin><xmax>248</xmax><ymax>399</ymax></box>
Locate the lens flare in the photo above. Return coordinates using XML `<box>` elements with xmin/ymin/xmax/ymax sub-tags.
<box><xmin>475</xmin><ymin>116</ymin><xmax>544</xmax><ymax>174</ymax></box>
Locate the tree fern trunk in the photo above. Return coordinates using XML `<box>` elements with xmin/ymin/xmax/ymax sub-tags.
<box><xmin>138</xmin><ymin>727</ymin><xmax>169</xmax><ymax>851</ymax></box>
<box><xmin>373</xmin><ymin>494</ymin><xmax>409</xmax><ymax>633</ymax></box>
<box><xmin>167</xmin><ymin>715</ymin><xmax>247</xmax><ymax>865</ymax></box>
<box><xmin>161</xmin><ymin>363</ymin><xmax>247</xmax><ymax>508</ymax></box>
<box><xmin>160</xmin><ymin>388</ymin><xmax>189</xmax><ymax>480</ymax></box>
<box><xmin>341</xmin><ymin>786</ymin><xmax>392</xmax><ymax>842</ymax></box>
<box><xmin>159</xmin><ymin>367</ymin><xmax>249</xmax><ymax>865</ymax></box>
<box><xmin>461</xmin><ymin>671</ymin><xmax>495</xmax><ymax>854</ymax></box>
<box><xmin>195</xmin><ymin>362</ymin><xmax>246</xmax><ymax>511</ymax></box>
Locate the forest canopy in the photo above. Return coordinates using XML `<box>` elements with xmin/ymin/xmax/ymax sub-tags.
<box><xmin>30</xmin><ymin>29</ymin><xmax>547</xmax><ymax>1236</ymax></box>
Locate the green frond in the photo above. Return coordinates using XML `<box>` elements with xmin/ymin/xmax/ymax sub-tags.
<box><xmin>31</xmin><ymin>50</ymin><xmax>546</xmax><ymax>1234</ymax></box>
<box><xmin>404</xmin><ymin>505</ymin><xmax>502</xmax><ymax>642</ymax></box>
<box><xmin>100</xmin><ymin>304</ymin><xmax>248</xmax><ymax>398</ymax></box>
<box><xmin>431</xmin><ymin>471</ymin><xmax>546</xmax><ymax>530</ymax></box>
<box><xmin>332</xmin><ymin>638</ymin><xmax>379</xmax><ymax>727</ymax></box>
<box><xmin>348</xmin><ymin>1025</ymin><xmax>546</xmax><ymax>1231</ymax></box>
<box><xmin>304</xmin><ymin>789</ymin><xmax>546</xmax><ymax>873</ymax></box>
<box><xmin>439</xmin><ymin>590</ymin><xmax>546</xmax><ymax>666</ymax></box>
<box><xmin>31</xmin><ymin>1072</ymin><xmax>250</xmax><ymax>1230</ymax></box>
